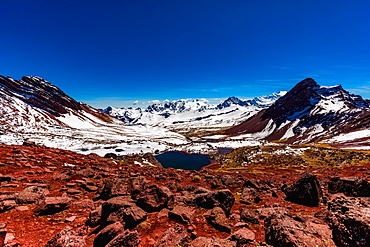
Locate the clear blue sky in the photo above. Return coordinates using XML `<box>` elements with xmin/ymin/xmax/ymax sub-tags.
<box><xmin>2</xmin><ymin>0</ymin><xmax>370</xmax><ymax>108</ymax></box>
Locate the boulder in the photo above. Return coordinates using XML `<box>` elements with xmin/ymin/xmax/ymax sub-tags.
<box><xmin>240</xmin><ymin>208</ymin><xmax>260</xmax><ymax>224</ymax></box>
<box><xmin>240</xmin><ymin>187</ymin><xmax>259</xmax><ymax>205</ymax></box>
<box><xmin>0</xmin><ymin>200</ymin><xmax>16</xmax><ymax>212</ymax></box>
<box><xmin>227</xmin><ymin>228</ymin><xmax>256</xmax><ymax>246</ymax></box>
<box><xmin>97</xmin><ymin>177</ymin><xmax>147</xmax><ymax>200</ymax></box>
<box><xmin>328</xmin><ymin>195</ymin><xmax>370</xmax><ymax>247</ymax></box>
<box><xmin>190</xmin><ymin>236</ymin><xmax>236</xmax><ymax>247</ymax></box>
<box><xmin>264</xmin><ymin>210</ymin><xmax>335</xmax><ymax>247</ymax></box>
<box><xmin>168</xmin><ymin>205</ymin><xmax>195</xmax><ymax>224</ymax></box>
<box><xmin>243</xmin><ymin>179</ymin><xmax>272</xmax><ymax>191</ymax></box>
<box><xmin>220</xmin><ymin>175</ymin><xmax>242</xmax><ymax>188</ymax></box>
<box><xmin>154</xmin><ymin>224</ymin><xmax>191</xmax><ymax>247</ymax></box>
<box><xmin>204</xmin><ymin>207</ymin><xmax>232</xmax><ymax>233</ymax></box>
<box><xmin>15</xmin><ymin>186</ymin><xmax>48</xmax><ymax>204</ymax></box>
<box><xmin>87</xmin><ymin>206</ymin><xmax>102</xmax><ymax>226</ymax></box>
<box><xmin>282</xmin><ymin>173</ymin><xmax>322</xmax><ymax>207</ymax></box>
<box><xmin>0</xmin><ymin>223</ymin><xmax>6</xmax><ymax>246</ymax></box>
<box><xmin>34</xmin><ymin>197</ymin><xmax>72</xmax><ymax>215</ymax></box>
<box><xmin>101</xmin><ymin>196</ymin><xmax>147</xmax><ymax>229</ymax></box>
<box><xmin>135</xmin><ymin>185</ymin><xmax>174</xmax><ymax>212</ymax></box>
<box><xmin>194</xmin><ymin>189</ymin><xmax>235</xmax><ymax>215</ymax></box>
<box><xmin>328</xmin><ymin>177</ymin><xmax>370</xmax><ymax>197</ymax></box>
<box><xmin>94</xmin><ymin>222</ymin><xmax>124</xmax><ymax>247</ymax></box>
<box><xmin>44</xmin><ymin>228</ymin><xmax>86</xmax><ymax>247</ymax></box>
<box><xmin>106</xmin><ymin>230</ymin><xmax>141</xmax><ymax>247</ymax></box>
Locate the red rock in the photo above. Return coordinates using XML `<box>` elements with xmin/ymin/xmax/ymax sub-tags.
<box><xmin>106</xmin><ymin>229</ymin><xmax>141</xmax><ymax>247</ymax></box>
<box><xmin>154</xmin><ymin>224</ymin><xmax>191</xmax><ymax>247</ymax></box>
<box><xmin>240</xmin><ymin>207</ymin><xmax>260</xmax><ymax>224</ymax></box>
<box><xmin>168</xmin><ymin>205</ymin><xmax>195</xmax><ymax>224</ymax></box>
<box><xmin>190</xmin><ymin>236</ymin><xmax>236</xmax><ymax>247</ymax></box>
<box><xmin>328</xmin><ymin>176</ymin><xmax>370</xmax><ymax>197</ymax></box>
<box><xmin>227</xmin><ymin>228</ymin><xmax>256</xmax><ymax>245</ymax></box>
<box><xmin>44</xmin><ymin>228</ymin><xmax>86</xmax><ymax>247</ymax></box>
<box><xmin>97</xmin><ymin>177</ymin><xmax>147</xmax><ymax>200</ymax></box>
<box><xmin>264</xmin><ymin>210</ymin><xmax>335</xmax><ymax>246</ymax></box>
<box><xmin>204</xmin><ymin>207</ymin><xmax>232</xmax><ymax>233</ymax></box>
<box><xmin>328</xmin><ymin>196</ymin><xmax>370</xmax><ymax>246</ymax></box>
<box><xmin>94</xmin><ymin>222</ymin><xmax>124</xmax><ymax>247</ymax></box>
<box><xmin>135</xmin><ymin>185</ymin><xmax>174</xmax><ymax>212</ymax></box>
<box><xmin>34</xmin><ymin>196</ymin><xmax>72</xmax><ymax>215</ymax></box>
<box><xmin>282</xmin><ymin>173</ymin><xmax>322</xmax><ymax>207</ymax></box>
<box><xmin>194</xmin><ymin>189</ymin><xmax>235</xmax><ymax>215</ymax></box>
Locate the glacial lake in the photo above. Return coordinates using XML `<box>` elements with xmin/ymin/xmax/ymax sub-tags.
<box><xmin>155</xmin><ymin>151</ymin><xmax>212</xmax><ymax>171</ymax></box>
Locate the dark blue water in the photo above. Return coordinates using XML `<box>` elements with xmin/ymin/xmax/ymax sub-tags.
<box><xmin>155</xmin><ymin>151</ymin><xmax>211</xmax><ymax>170</ymax></box>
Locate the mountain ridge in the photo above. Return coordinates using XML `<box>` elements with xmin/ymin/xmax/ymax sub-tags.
<box><xmin>226</xmin><ymin>78</ymin><xmax>370</xmax><ymax>144</ymax></box>
<box><xmin>101</xmin><ymin>92</ymin><xmax>286</xmax><ymax>128</ymax></box>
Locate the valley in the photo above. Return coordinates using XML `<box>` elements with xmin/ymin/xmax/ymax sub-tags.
<box><xmin>0</xmin><ymin>75</ymin><xmax>369</xmax><ymax>246</ymax></box>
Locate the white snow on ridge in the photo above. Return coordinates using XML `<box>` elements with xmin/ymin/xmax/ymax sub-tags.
<box><xmin>326</xmin><ymin>129</ymin><xmax>370</xmax><ymax>143</ymax></box>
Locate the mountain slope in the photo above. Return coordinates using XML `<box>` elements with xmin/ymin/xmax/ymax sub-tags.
<box><xmin>0</xmin><ymin>75</ymin><xmax>188</xmax><ymax>154</ymax></box>
<box><xmin>226</xmin><ymin>78</ymin><xmax>370</xmax><ymax>144</ymax></box>
<box><xmin>102</xmin><ymin>92</ymin><xmax>286</xmax><ymax>131</ymax></box>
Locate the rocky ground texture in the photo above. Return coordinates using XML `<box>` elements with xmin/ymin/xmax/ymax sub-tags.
<box><xmin>0</xmin><ymin>143</ymin><xmax>369</xmax><ymax>246</ymax></box>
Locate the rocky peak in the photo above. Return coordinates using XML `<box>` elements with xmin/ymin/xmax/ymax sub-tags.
<box><xmin>217</xmin><ymin>97</ymin><xmax>248</xmax><ymax>109</ymax></box>
<box><xmin>0</xmin><ymin>75</ymin><xmax>82</xmax><ymax>117</ymax></box>
<box><xmin>262</xmin><ymin>78</ymin><xmax>319</xmax><ymax>122</ymax></box>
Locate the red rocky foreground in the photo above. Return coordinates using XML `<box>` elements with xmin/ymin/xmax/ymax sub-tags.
<box><xmin>0</xmin><ymin>143</ymin><xmax>369</xmax><ymax>246</ymax></box>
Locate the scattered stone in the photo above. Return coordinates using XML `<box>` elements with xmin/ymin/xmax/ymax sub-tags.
<box><xmin>328</xmin><ymin>195</ymin><xmax>370</xmax><ymax>246</ymax></box>
<box><xmin>97</xmin><ymin>177</ymin><xmax>147</xmax><ymax>200</ymax></box>
<box><xmin>204</xmin><ymin>207</ymin><xmax>232</xmax><ymax>233</ymax></box>
<box><xmin>15</xmin><ymin>186</ymin><xmax>48</xmax><ymax>204</ymax></box>
<box><xmin>44</xmin><ymin>228</ymin><xmax>86</xmax><ymax>247</ymax></box>
<box><xmin>0</xmin><ymin>200</ymin><xmax>16</xmax><ymax>212</ymax></box>
<box><xmin>243</xmin><ymin>179</ymin><xmax>272</xmax><ymax>191</ymax></box>
<box><xmin>34</xmin><ymin>197</ymin><xmax>72</xmax><ymax>215</ymax></box>
<box><xmin>328</xmin><ymin>176</ymin><xmax>370</xmax><ymax>197</ymax></box>
<box><xmin>135</xmin><ymin>185</ymin><xmax>174</xmax><ymax>212</ymax></box>
<box><xmin>76</xmin><ymin>168</ymin><xmax>96</xmax><ymax>178</ymax></box>
<box><xmin>154</xmin><ymin>224</ymin><xmax>191</xmax><ymax>247</ymax></box>
<box><xmin>88</xmin><ymin>206</ymin><xmax>102</xmax><ymax>226</ymax></box>
<box><xmin>240</xmin><ymin>187</ymin><xmax>259</xmax><ymax>205</ymax></box>
<box><xmin>227</xmin><ymin>228</ymin><xmax>256</xmax><ymax>246</ymax></box>
<box><xmin>16</xmin><ymin>206</ymin><xmax>29</xmax><ymax>211</ymax></box>
<box><xmin>190</xmin><ymin>236</ymin><xmax>236</xmax><ymax>247</ymax></box>
<box><xmin>264</xmin><ymin>210</ymin><xmax>335</xmax><ymax>247</ymax></box>
<box><xmin>0</xmin><ymin>175</ymin><xmax>13</xmax><ymax>182</ymax></box>
<box><xmin>0</xmin><ymin>183</ymin><xmax>18</xmax><ymax>188</ymax></box>
<box><xmin>168</xmin><ymin>205</ymin><xmax>195</xmax><ymax>224</ymax></box>
<box><xmin>240</xmin><ymin>208</ymin><xmax>260</xmax><ymax>224</ymax></box>
<box><xmin>65</xmin><ymin>216</ymin><xmax>77</xmax><ymax>222</ymax></box>
<box><xmin>282</xmin><ymin>173</ymin><xmax>322</xmax><ymax>207</ymax></box>
<box><xmin>220</xmin><ymin>175</ymin><xmax>242</xmax><ymax>188</ymax></box>
<box><xmin>0</xmin><ymin>223</ymin><xmax>6</xmax><ymax>247</ymax></box>
<box><xmin>194</xmin><ymin>189</ymin><xmax>235</xmax><ymax>215</ymax></box>
<box><xmin>106</xmin><ymin>230</ymin><xmax>141</xmax><ymax>247</ymax></box>
<box><xmin>101</xmin><ymin>196</ymin><xmax>147</xmax><ymax>229</ymax></box>
<box><xmin>94</xmin><ymin>222</ymin><xmax>124</xmax><ymax>247</ymax></box>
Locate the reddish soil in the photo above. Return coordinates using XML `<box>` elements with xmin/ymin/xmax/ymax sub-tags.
<box><xmin>0</xmin><ymin>144</ymin><xmax>369</xmax><ymax>246</ymax></box>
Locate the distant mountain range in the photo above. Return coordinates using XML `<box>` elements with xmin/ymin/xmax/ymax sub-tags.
<box><xmin>101</xmin><ymin>92</ymin><xmax>286</xmax><ymax>130</ymax></box>
<box><xmin>0</xmin><ymin>75</ymin><xmax>369</xmax><ymax>154</ymax></box>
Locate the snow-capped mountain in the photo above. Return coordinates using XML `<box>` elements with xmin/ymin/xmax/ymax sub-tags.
<box><xmin>226</xmin><ymin>78</ymin><xmax>370</xmax><ymax>144</ymax></box>
<box><xmin>0</xmin><ymin>75</ymin><xmax>119</xmax><ymax>131</ymax></box>
<box><xmin>0</xmin><ymin>75</ymin><xmax>189</xmax><ymax>155</ymax></box>
<box><xmin>102</xmin><ymin>92</ymin><xmax>286</xmax><ymax>130</ymax></box>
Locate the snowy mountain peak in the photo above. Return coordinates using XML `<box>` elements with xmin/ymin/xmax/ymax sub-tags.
<box><xmin>0</xmin><ymin>75</ymin><xmax>82</xmax><ymax>117</ymax></box>
<box><xmin>102</xmin><ymin>92</ymin><xmax>285</xmax><ymax>126</ymax></box>
<box><xmin>226</xmin><ymin>78</ymin><xmax>370</xmax><ymax>144</ymax></box>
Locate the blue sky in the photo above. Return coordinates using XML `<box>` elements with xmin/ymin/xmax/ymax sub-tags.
<box><xmin>2</xmin><ymin>0</ymin><xmax>370</xmax><ymax>108</ymax></box>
